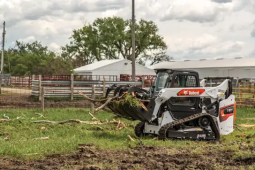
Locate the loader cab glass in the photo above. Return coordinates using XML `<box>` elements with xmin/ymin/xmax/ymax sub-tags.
<box><xmin>154</xmin><ymin>71</ymin><xmax>168</xmax><ymax>91</ymax></box>
<box><xmin>171</xmin><ymin>75</ymin><xmax>198</xmax><ymax>88</ymax></box>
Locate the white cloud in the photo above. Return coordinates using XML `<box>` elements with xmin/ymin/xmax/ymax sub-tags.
<box><xmin>17</xmin><ymin>36</ymin><xmax>36</xmax><ymax>43</ymax></box>
<box><xmin>166</xmin><ymin>34</ymin><xmax>246</xmax><ymax>59</ymax></box>
<box><xmin>212</xmin><ymin>0</ymin><xmax>232</xmax><ymax>3</ymax></box>
<box><xmin>159</xmin><ymin>0</ymin><xmax>255</xmax><ymax>23</ymax></box>
<box><xmin>160</xmin><ymin>0</ymin><xmax>232</xmax><ymax>23</ymax></box>
<box><xmin>49</xmin><ymin>43</ymin><xmax>61</xmax><ymax>53</ymax></box>
<box><xmin>0</xmin><ymin>0</ymin><xmax>254</xmax><ymax>61</ymax></box>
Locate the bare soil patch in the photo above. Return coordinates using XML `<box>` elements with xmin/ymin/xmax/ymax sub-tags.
<box><xmin>0</xmin><ymin>95</ymin><xmax>91</xmax><ymax>109</ymax></box>
<box><xmin>0</xmin><ymin>145</ymin><xmax>254</xmax><ymax>170</ymax></box>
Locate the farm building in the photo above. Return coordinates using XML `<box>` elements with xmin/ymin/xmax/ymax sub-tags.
<box><xmin>74</xmin><ymin>59</ymin><xmax>156</xmax><ymax>81</ymax></box>
<box><xmin>149</xmin><ymin>57</ymin><xmax>255</xmax><ymax>79</ymax></box>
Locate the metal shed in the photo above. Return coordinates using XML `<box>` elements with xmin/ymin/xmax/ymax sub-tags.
<box><xmin>149</xmin><ymin>57</ymin><xmax>255</xmax><ymax>79</ymax></box>
<box><xmin>74</xmin><ymin>59</ymin><xmax>156</xmax><ymax>80</ymax></box>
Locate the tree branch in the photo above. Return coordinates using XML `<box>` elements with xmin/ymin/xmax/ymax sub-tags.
<box><xmin>94</xmin><ymin>96</ymin><xmax>119</xmax><ymax>113</ymax></box>
<box><xmin>78</xmin><ymin>92</ymin><xmax>108</xmax><ymax>103</ymax></box>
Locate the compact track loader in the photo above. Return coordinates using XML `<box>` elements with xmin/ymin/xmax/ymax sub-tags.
<box><xmin>105</xmin><ymin>69</ymin><xmax>236</xmax><ymax>141</ymax></box>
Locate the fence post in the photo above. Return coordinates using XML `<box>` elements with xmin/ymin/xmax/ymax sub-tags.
<box><xmin>142</xmin><ymin>77</ymin><xmax>145</xmax><ymax>88</ymax></box>
<box><xmin>254</xmin><ymin>84</ymin><xmax>255</xmax><ymax>106</ymax></box>
<box><xmin>0</xmin><ymin>74</ymin><xmax>2</xmax><ymax>94</ymax></box>
<box><xmin>39</xmin><ymin>75</ymin><xmax>42</xmax><ymax>101</ymax></box>
<box><xmin>41</xmin><ymin>87</ymin><xmax>45</xmax><ymax>112</ymax></box>
<box><xmin>71</xmin><ymin>74</ymin><xmax>74</xmax><ymax>101</ymax></box>
<box><xmin>91</xmin><ymin>85</ymin><xmax>95</xmax><ymax>112</ymax></box>
<box><xmin>239</xmin><ymin>83</ymin><xmax>242</xmax><ymax>105</ymax></box>
<box><xmin>103</xmin><ymin>78</ymin><xmax>106</xmax><ymax>97</ymax></box>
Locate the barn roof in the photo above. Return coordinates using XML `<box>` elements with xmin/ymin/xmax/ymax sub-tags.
<box><xmin>74</xmin><ymin>59</ymin><xmax>123</xmax><ymax>72</ymax></box>
<box><xmin>149</xmin><ymin>57</ymin><xmax>255</xmax><ymax>70</ymax></box>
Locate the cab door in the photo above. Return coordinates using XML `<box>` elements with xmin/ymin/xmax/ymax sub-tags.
<box><xmin>166</xmin><ymin>72</ymin><xmax>202</xmax><ymax>119</ymax></box>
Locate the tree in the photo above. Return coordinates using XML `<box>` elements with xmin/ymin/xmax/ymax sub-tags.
<box><xmin>62</xmin><ymin>17</ymin><xmax>168</xmax><ymax>67</ymax></box>
<box><xmin>4</xmin><ymin>41</ymin><xmax>73</xmax><ymax>76</ymax></box>
<box><xmin>149</xmin><ymin>51</ymin><xmax>174</xmax><ymax>66</ymax></box>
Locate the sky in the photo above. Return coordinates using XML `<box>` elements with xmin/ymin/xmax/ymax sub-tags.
<box><xmin>0</xmin><ymin>0</ymin><xmax>254</xmax><ymax>60</ymax></box>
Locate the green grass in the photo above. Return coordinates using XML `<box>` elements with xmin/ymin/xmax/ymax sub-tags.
<box><xmin>0</xmin><ymin>107</ymin><xmax>254</xmax><ymax>160</ymax></box>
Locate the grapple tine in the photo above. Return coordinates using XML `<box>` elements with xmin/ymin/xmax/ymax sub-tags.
<box><xmin>105</xmin><ymin>84</ymin><xmax>118</xmax><ymax>98</ymax></box>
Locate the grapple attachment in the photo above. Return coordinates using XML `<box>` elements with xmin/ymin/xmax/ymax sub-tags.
<box><xmin>105</xmin><ymin>85</ymin><xmax>155</xmax><ymax>122</ymax></box>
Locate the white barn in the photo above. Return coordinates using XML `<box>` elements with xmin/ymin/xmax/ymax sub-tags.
<box><xmin>149</xmin><ymin>57</ymin><xmax>255</xmax><ymax>79</ymax></box>
<box><xmin>74</xmin><ymin>59</ymin><xmax>155</xmax><ymax>80</ymax></box>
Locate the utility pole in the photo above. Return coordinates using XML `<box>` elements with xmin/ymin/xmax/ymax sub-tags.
<box><xmin>0</xmin><ymin>21</ymin><xmax>5</xmax><ymax>94</ymax></box>
<box><xmin>131</xmin><ymin>0</ymin><xmax>136</xmax><ymax>81</ymax></box>
<box><xmin>1</xmin><ymin>21</ymin><xmax>5</xmax><ymax>74</ymax></box>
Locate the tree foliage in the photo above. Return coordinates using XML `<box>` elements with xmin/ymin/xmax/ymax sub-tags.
<box><xmin>62</xmin><ymin>17</ymin><xmax>168</xmax><ymax>67</ymax></box>
<box><xmin>3</xmin><ymin>41</ymin><xmax>73</xmax><ymax>76</ymax></box>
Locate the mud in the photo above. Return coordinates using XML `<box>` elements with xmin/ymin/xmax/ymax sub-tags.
<box><xmin>0</xmin><ymin>145</ymin><xmax>254</xmax><ymax>170</ymax></box>
<box><xmin>0</xmin><ymin>95</ymin><xmax>91</xmax><ymax>109</ymax></box>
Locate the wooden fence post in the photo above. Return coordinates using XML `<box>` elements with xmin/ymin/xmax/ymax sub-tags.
<box><xmin>91</xmin><ymin>85</ymin><xmax>95</xmax><ymax>112</ymax></box>
<box><xmin>254</xmin><ymin>85</ymin><xmax>255</xmax><ymax>106</ymax></box>
<box><xmin>41</xmin><ymin>87</ymin><xmax>45</xmax><ymax>112</ymax></box>
<box><xmin>71</xmin><ymin>74</ymin><xmax>74</xmax><ymax>101</ymax></box>
<box><xmin>0</xmin><ymin>74</ymin><xmax>2</xmax><ymax>94</ymax></box>
<box><xmin>103</xmin><ymin>78</ymin><xmax>106</xmax><ymax>97</ymax></box>
<box><xmin>39</xmin><ymin>75</ymin><xmax>42</xmax><ymax>101</ymax></box>
<box><xmin>239</xmin><ymin>83</ymin><xmax>242</xmax><ymax>105</ymax></box>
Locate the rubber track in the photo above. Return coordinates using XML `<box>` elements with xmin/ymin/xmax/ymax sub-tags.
<box><xmin>158</xmin><ymin>113</ymin><xmax>220</xmax><ymax>140</ymax></box>
<box><xmin>134</xmin><ymin>122</ymin><xmax>145</xmax><ymax>137</ymax></box>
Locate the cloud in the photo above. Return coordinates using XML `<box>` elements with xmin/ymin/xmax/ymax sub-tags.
<box><xmin>0</xmin><ymin>0</ymin><xmax>253</xmax><ymax>61</ymax></box>
<box><xmin>0</xmin><ymin>0</ymin><xmax>128</xmax><ymax>27</ymax></box>
<box><xmin>165</xmin><ymin>34</ymin><xmax>246</xmax><ymax>59</ymax></box>
<box><xmin>251</xmin><ymin>29</ymin><xmax>255</xmax><ymax>37</ymax></box>
<box><xmin>18</xmin><ymin>36</ymin><xmax>36</xmax><ymax>43</ymax></box>
<box><xmin>249</xmin><ymin>47</ymin><xmax>255</xmax><ymax>57</ymax></box>
<box><xmin>159</xmin><ymin>0</ymin><xmax>254</xmax><ymax>23</ymax></box>
<box><xmin>211</xmin><ymin>0</ymin><xmax>232</xmax><ymax>3</ymax></box>
<box><xmin>230</xmin><ymin>22</ymin><xmax>253</xmax><ymax>32</ymax></box>
<box><xmin>160</xmin><ymin>0</ymin><xmax>232</xmax><ymax>23</ymax></box>
<box><xmin>49</xmin><ymin>43</ymin><xmax>61</xmax><ymax>53</ymax></box>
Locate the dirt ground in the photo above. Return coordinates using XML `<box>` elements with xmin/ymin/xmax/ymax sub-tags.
<box><xmin>0</xmin><ymin>95</ymin><xmax>92</xmax><ymax>109</ymax></box>
<box><xmin>1</xmin><ymin>88</ymin><xmax>32</xmax><ymax>95</ymax></box>
<box><xmin>0</xmin><ymin>144</ymin><xmax>254</xmax><ymax>170</ymax></box>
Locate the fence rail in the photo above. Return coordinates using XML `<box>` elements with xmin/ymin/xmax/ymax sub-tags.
<box><xmin>233</xmin><ymin>86</ymin><xmax>255</xmax><ymax>106</ymax></box>
<box><xmin>2</xmin><ymin>74</ymin><xmax>255</xmax><ymax>109</ymax></box>
<box><xmin>32</xmin><ymin>74</ymin><xmax>143</xmax><ymax>100</ymax></box>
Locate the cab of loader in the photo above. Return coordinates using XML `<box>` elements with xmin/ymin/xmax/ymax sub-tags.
<box><xmin>152</xmin><ymin>69</ymin><xmax>202</xmax><ymax>119</ymax></box>
<box><xmin>152</xmin><ymin>69</ymin><xmax>200</xmax><ymax>94</ymax></box>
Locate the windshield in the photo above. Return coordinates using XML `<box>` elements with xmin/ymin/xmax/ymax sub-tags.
<box><xmin>154</xmin><ymin>72</ymin><xmax>168</xmax><ymax>91</ymax></box>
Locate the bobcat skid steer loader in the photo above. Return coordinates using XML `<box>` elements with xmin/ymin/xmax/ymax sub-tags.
<box><xmin>105</xmin><ymin>69</ymin><xmax>236</xmax><ymax>141</ymax></box>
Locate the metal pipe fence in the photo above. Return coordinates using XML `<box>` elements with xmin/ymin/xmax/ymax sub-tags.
<box><xmin>1</xmin><ymin>74</ymin><xmax>255</xmax><ymax>109</ymax></box>
<box><xmin>32</xmin><ymin>74</ymin><xmax>143</xmax><ymax>100</ymax></box>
